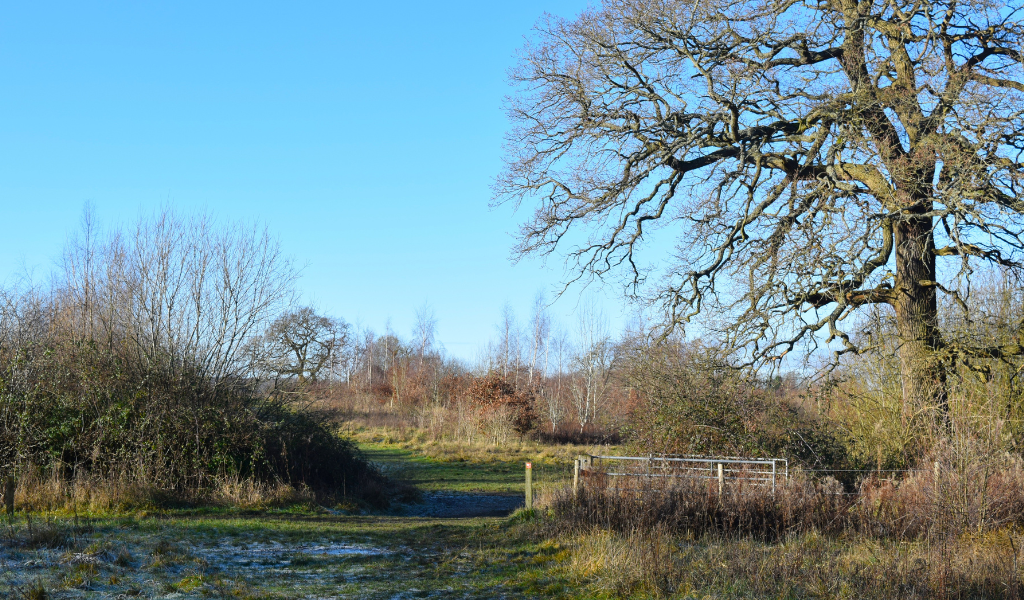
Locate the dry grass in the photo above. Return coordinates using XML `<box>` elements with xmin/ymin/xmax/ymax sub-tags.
<box><xmin>342</xmin><ymin>423</ymin><xmax>624</xmax><ymax>467</ymax></box>
<box><xmin>8</xmin><ymin>469</ymin><xmax>316</xmax><ymax>513</ymax></box>
<box><xmin>538</xmin><ymin>449</ymin><xmax>1024</xmax><ymax>598</ymax></box>
<box><xmin>207</xmin><ymin>477</ymin><xmax>314</xmax><ymax>510</ymax></box>
<box><xmin>555</xmin><ymin>527</ymin><xmax>1023</xmax><ymax>599</ymax></box>
<box><xmin>326</xmin><ymin>387</ymin><xmax>621</xmax><ymax>448</ymax></box>
<box><xmin>551</xmin><ymin>450</ymin><xmax>1024</xmax><ymax>542</ymax></box>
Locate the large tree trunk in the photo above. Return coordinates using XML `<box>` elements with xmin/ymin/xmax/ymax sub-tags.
<box><xmin>893</xmin><ymin>214</ymin><xmax>948</xmax><ymax>426</ymax></box>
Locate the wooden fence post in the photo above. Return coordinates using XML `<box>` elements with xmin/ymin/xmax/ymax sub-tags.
<box><xmin>573</xmin><ymin>459</ymin><xmax>580</xmax><ymax>498</ymax></box>
<box><xmin>525</xmin><ymin>462</ymin><xmax>533</xmax><ymax>510</ymax></box>
<box><xmin>717</xmin><ymin>463</ymin><xmax>724</xmax><ymax>496</ymax></box>
<box><xmin>3</xmin><ymin>476</ymin><xmax>14</xmax><ymax>517</ymax></box>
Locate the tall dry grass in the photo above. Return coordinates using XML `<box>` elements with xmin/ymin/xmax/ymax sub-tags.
<box><xmin>556</xmin><ymin>526</ymin><xmax>1024</xmax><ymax>599</ymax></box>
<box><xmin>553</xmin><ymin>456</ymin><xmax>1024</xmax><ymax>541</ymax></box>
<box><xmin>10</xmin><ymin>468</ymin><xmax>316</xmax><ymax>513</ymax></box>
<box><xmin>541</xmin><ymin>448</ymin><xmax>1024</xmax><ymax>597</ymax></box>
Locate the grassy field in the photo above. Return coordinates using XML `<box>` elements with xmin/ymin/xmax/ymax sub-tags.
<box><xmin>4</xmin><ymin>432</ymin><xmax>1017</xmax><ymax>599</ymax></box>
<box><xmin>360</xmin><ymin>443</ymin><xmax>573</xmax><ymax>493</ymax></box>
<box><xmin>349</xmin><ymin>423</ymin><xmax>625</xmax><ymax>495</ymax></box>
<box><xmin>7</xmin><ymin>506</ymin><xmax>1013</xmax><ymax>600</ymax></box>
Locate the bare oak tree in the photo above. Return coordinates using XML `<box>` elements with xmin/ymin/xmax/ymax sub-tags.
<box><xmin>261</xmin><ymin>307</ymin><xmax>349</xmax><ymax>386</ymax></box>
<box><xmin>497</xmin><ymin>0</ymin><xmax>1024</xmax><ymax>421</ymax></box>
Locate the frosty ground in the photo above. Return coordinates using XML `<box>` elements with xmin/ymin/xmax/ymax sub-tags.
<box><xmin>0</xmin><ymin>444</ymin><xmax>577</xmax><ymax>600</ymax></box>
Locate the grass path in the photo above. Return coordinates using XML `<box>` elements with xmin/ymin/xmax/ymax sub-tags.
<box><xmin>359</xmin><ymin>442</ymin><xmax>571</xmax><ymax>494</ymax></box>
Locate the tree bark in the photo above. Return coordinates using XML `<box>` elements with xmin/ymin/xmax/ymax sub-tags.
<box><xmin>893</xmin><ymin>213</ymin><xmax>948</xmax><ymax>426</ymax></box>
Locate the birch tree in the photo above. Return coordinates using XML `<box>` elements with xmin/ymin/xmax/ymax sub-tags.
<box><xmin>570</xmin><ymin>304</ymin><xmax>614</xmax><ymax>432</ymax></box>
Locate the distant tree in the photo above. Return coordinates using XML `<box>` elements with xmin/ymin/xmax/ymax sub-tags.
<box><xmin>527</xmin><ymin>292</ymin><xmax>551</xmax><ymax>387</ymax></box>
<box><xmin>413</xmin><ymin>303</ymin><xmax>438</xmax><ymax>369</ymax></box>
<box><xmin>262</xmin><ymin>307</ymin><xmax>349</xmax><ymax>386</ymax></box>
<box><xmin>497</xmin><ymin>0</ymin><xmax>1024</xmax><ymax>426</ymax></box>
<box><xmin>495</xmin><ymin>303</ymin><xmax>522</xmax><ymax>383</ymax></box>
<box><xmin>570</xmin><ymin>304</ymin><xmax>615</xmax><ymax>433</ymax></box>
<box><xmin>544</xmin><ymin>328</ymin><xmax>571</xmax><ymax>432</ymax></box>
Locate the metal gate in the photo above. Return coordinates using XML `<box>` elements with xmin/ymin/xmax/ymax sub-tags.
<box><xmin>574</xmin><ymin>454</ymin><xmax>789</xmax><ymax>494</ymax></box>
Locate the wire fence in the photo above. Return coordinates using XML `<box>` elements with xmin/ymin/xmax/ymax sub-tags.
<box><xmin>803</xmin><ymin>468</ymin><xmax>928</xmax><ymax>473</ymax></box>
<box><xmin>574</xmin><ymin>454</ymin><xmax>790</xmax><ymax>494</ymax></box>
<box><xmin>568</xmin><ymin>454</ymin><xmax>951</xmax><ymax>501</ymax></box>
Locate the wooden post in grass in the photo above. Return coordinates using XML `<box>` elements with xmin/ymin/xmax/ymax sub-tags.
<box><xmin>3</xmin><ymin>475</ymin><xmax>14</xmax><ymax>517</ymax></box>
<box><xmin>573</xmin><ymin>459</ymin><xmax>580</xmax><ymax>498</ymax></box>
<box><xmin>525</xmin><ymin>462</ymin><xmax>533</xmax><ymax>510</ymax></box>
<box><xmin>717</xmin><ymin>463</ymin><xmax>724</xmax><ymax>496</ymax></box>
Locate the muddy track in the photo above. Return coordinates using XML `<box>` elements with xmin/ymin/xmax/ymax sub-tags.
<box><xmin>397</xmin><ymin>491</ymin><xmax>525</xmax><ymax>518</ymax></box>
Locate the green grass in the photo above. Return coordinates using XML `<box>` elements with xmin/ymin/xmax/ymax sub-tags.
<box><xmin>360</xmin><ymin>442</ymin><xmax>573</xmax><ymax>493</ymax></box>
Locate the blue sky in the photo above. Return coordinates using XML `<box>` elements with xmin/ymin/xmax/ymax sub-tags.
<box><xmin>0</xmin><ymin>0</ymin><xmax>635</xmax><ymax>360</ymax></box>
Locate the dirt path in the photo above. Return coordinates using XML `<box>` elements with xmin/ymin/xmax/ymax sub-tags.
<box><xmin>395</xmin><ymin>490</ymin><xmax>524</xmax><ymax>518</ymax></box>
<box><xmin>360</xmin><ymin>443</ymin><xmax>531</xmax><ymax>518</ymax></box>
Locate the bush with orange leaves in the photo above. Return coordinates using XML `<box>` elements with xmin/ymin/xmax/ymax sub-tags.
<box><xmin>465</xmin><ymin>373</ymin><xmax>537</xmax><ymax>436</ymax></box>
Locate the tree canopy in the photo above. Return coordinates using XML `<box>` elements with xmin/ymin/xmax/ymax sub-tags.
<box><xmin>497</xmin><ymin>0</ymin><xmax>1024</xmax><ymax>419</ymax></box>
<box><xmin>259</xmin><ymin>307</ymin><xmax>349</xmax><ymax>386</ymax></box>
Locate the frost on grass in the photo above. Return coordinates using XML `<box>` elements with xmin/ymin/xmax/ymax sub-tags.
<box><xmin>194</xmin><ymin>540</ymin><xmax>383</xmax><ymax>567</ymax></box>
<box><xmin>1</xmin><ymin>526</ymin><xmax>389</xmax><ymax>598</ymax></box>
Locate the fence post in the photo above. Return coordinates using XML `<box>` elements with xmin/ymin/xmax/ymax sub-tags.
<box><xmin>717</xmin><ymin>463</ymin><xmax>724</xmax><ymax>496</ymax></box>
<box><xmin>525</xmin><ymin>462</ymin><xmax>533</xmax><ymax>510</ymax></box>
<box><xmin>933</xmin><ymin>460</ymin><xmax>941</xmax><ymax>502</ymax></box>
<box><xmin>573</xmin><ymin>459</ymin><xmax>580</xmax><ymax>498</ymax></box>
<box><xmin>3</xmin><ymin>476</ymin><xmax>14</xmax><ymax>517</ymax></box>
<box><xmin>771</xmin><ymin>459</ymin><xmax>777</xmax><ymax>497</ymax></box>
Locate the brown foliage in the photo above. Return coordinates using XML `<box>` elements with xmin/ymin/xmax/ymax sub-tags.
<box><xmin>466</xmin><ymin>373</ymin><xmax>537</xmax><ymax>435</ymax></box>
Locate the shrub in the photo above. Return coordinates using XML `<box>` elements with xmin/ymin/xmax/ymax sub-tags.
<box><xmin>0</xmin><ymin>341</ymin><xmax>388</xmax><ymax>507</ymax></box>
<box><xmin>0</xmin><ymin>210</ymin><xmax>391</xmax><ymax>509</ymax></box>
<box><xmin>623</xmin><ymin>342</ymin><xmax>847</xmax><ymax>469</ymax></box>
<box><xmin>466</xmin><ymin>373</ymin><xmax>537</xmax><ymax>437</ymax></box>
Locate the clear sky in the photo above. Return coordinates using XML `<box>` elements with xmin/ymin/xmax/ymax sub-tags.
<box><xmin>0</xmin><ymin>0</ymin><xmax>636</xmax><ymax>361</ymax></box>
